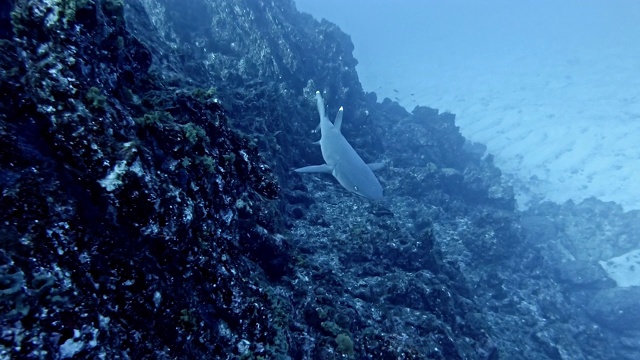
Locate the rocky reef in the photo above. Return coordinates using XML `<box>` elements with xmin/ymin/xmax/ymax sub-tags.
<box><xmin>0</xmin><ymin>0</ymin><xmax>637</xmax><ymax>359</ymax></box>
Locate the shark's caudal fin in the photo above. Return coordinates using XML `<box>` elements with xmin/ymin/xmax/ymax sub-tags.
<box><xmin>315</xmin><ymin>91</ymin><xmax>343</xmax><ymax>131</ymax></box>
<box><xmin>316</xmin><ymin>91</ymin><xmax>326</xmax><ymax>125</ymax></box>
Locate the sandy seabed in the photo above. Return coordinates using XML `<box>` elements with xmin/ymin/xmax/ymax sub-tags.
<box><xmin>364</xmin><ymin>44</ymin><xmax>640</xmax><ymax>210</ymax></box>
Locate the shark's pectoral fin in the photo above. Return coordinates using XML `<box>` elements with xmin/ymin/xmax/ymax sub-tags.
<box><xmin>367</xmin><ymin>162</ymin><xmax>385</xmax><ymax>171</ymax></box>
<box><xmin>294</xmin><ymin>164</ymin><xmax>333</xmax><ymax>173</ymax></box>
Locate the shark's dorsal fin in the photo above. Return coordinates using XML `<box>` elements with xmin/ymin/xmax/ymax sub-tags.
<box><xmin>334</xmin><ymin>106</ymin><xmax>343</xmax><ymax>132</ymax></box>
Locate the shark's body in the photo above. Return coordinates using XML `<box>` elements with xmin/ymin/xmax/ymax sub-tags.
<box><xmin>295</xmin><ymin>91</ymin><xmax>383</xmax><ymax>199</ymax></box>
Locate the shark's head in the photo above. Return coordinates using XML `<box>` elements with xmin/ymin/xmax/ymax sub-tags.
<box><xmin>334</xmin><ymin>165</ymin><xmax>383</xmax><ymax>200</ymax></box>
<box><xmin>353</xmin><ymin>181</ymin><xmax>383</xmax><ymax>200</ymax></box>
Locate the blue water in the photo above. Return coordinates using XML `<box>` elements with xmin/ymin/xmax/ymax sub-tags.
<box><xmin>295</xmin><ymin>0</ymin><xmax>640</xmax><ymax>210</ymax></box>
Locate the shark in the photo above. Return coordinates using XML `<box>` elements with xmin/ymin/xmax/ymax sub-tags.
<box><xmin>294</xmin><ymin>91</ymin><xmax>384</xmax><ymax>199</ymax></box>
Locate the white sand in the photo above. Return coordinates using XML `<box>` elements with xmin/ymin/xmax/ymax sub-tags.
<box><xmin>296</xmin><ymin>0</ymin><xmax>640</xmax><ymax>210</ymax></box>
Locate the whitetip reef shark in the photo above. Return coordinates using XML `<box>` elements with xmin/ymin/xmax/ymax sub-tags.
<box><xmin>294</xmin><ymin>91</ymin><xmax>384</xmax><ymax>199</ymax></box>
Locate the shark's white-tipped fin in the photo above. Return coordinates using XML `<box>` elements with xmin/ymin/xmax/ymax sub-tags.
<box><xmin>367</xmin><ymin>162</ymin><xmax>385</xmax><ymax>171</ymax></box>
<box><xmin>315</xmin><ymin>91</ymin><xmax>326</xmax><ymax>124</ymax></box>
<box><xmin>334</xmin><ymin>106</ymin><xmax>343</xmax><ymax>132</ymax></box>
<box><xmin>294</xmin><ymin>164</ymin><xmax>333</xmax><ymax>173</ymax></box>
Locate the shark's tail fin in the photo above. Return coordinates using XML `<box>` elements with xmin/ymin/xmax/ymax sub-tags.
<box><xmin>315</xmin><ymin>91</ymin><xmax>327</xmax><ymax>125</ymax></box>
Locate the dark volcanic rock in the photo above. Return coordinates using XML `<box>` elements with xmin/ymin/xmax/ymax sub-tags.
<box><xmin>588</xmin><ymin>287</ymin><xmax>640</xmax><ymax>332</ymax></box>
<box><xmin>554</xmin><ymin>260</ymin><xmax>612</xmax><ymax>288</ymax></box>
<box><xmin>2</xmin><ymin>0</ymin><xmax>286</xmax><ymax>358</ymax></box>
